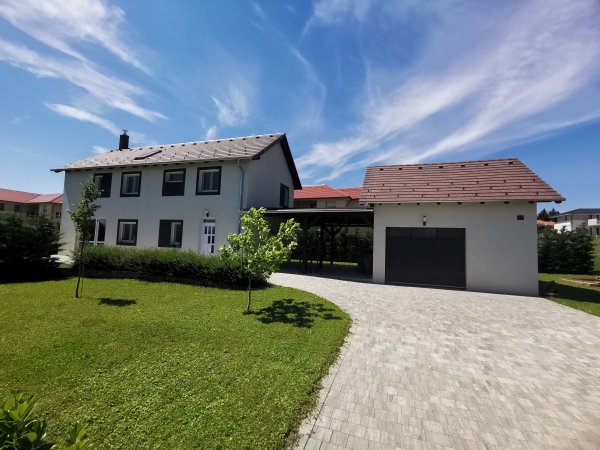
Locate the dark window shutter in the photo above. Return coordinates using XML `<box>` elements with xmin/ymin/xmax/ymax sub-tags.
<box><xmin>280</xmin><ymin>185</ymin><xmax>285</xmax><ymax>207</ymax></box>
<box><xmin>158</xmin><ymin>220</ymin><xmax>170</xmax><ymax>247</ymax></box>
<box><xmin>101</xmin><ymin>173</ymin><xmax>112</xmax><ymax>197</ymax></box>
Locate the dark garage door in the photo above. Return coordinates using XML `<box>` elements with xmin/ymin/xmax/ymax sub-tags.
<box><xmin>385</xmin><ymin>227</ymin><xmax>466</xmax><ymax>288</ymax></box>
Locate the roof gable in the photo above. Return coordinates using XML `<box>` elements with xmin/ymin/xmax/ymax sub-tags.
<box><xmin>360</xmin><ymin>158</ymin><xmax>565</xmax><ymax>203</ymax></box>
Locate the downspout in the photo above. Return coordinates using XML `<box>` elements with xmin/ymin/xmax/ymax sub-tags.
<box><xmin>236</xmin><ymin>158</ymin><xmax>244</xmax><ymax>234</ymax></box>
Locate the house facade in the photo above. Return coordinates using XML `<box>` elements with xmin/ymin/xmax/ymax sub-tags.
<box><xmin>294</xmin><ymin>185</ymin><xmax>362</xmax><ymax>209</ymax></box>
<box><xmin>0</xmin><ymin>188</ymin><xmax>63</xmax><ymax>225</ymax></box>
<box><xmin>550</xmin><ymin>208</ymin><xmax>600</xmax><ymax>235</ymax></box>
<box><xmin>359</xmin><ymin>158</ymin><xmax>565</xmax><ymax>297</ymax></box>
<box><xmin>52</xmin><ymin>133</ymin><xmax>300</xmax><ymax>255</ymax></box>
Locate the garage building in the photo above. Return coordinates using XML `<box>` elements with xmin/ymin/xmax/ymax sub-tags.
<box><xmin>360</xmin><ymin>158</ymin><xmax>565</xmax><ymax>297</ymax></box>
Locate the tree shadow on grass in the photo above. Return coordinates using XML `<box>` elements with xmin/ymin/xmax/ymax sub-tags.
<box><xmin>98</xmin><ymin>298</ymin><xmax>137</xmax><ymax>307</ymax></box>
<box><xmin>247</xmin><ymin>298</ymin><xmax>342</xmax><ymax>328</ymax></box>
<box><xmin>539</xmin><ymin>280</ymin><xmax>600</xmax><ymax>305</ymax></box>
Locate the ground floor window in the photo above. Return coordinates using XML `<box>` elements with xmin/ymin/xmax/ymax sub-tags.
<box><xmin>93</xmin><ymin>218</ymin><xmax>106</xmax><ymax>245</ymax></box>
<box><xmin>201</xmin><ymin>220</ymin><xmax>216</xmax><ymax>255</ymax></box>
<box><xmin>158</xmin><ymin>220</ymin><xmax>183</xmax><ymax>248</ymax></box>
<box><xmin>117</xmin><ymin>219</ymin><xmax>138</xmax><ymax>245</ymax></box>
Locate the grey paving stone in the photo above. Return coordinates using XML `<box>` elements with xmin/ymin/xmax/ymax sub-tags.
<box><xmin>275</xmin><ymin>274</ymin><xmax>600</xmax><ymax>450</ymax></box>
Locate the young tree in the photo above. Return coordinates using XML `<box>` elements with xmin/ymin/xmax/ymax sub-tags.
<box><xmin>68</xmin><ymin>180</ymin><xmax>101</xmax><ymax>298</ymax></box>
<box><xmin>220</xmin><ymin>207</ymin><xmax>299</xmax><ymax>311</ymax></box>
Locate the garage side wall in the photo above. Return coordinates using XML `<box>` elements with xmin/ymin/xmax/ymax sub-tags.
<box><xmin>372</xmin><ymin>202</ymin><xmax>539</xmax><ymax>297</ymax></box>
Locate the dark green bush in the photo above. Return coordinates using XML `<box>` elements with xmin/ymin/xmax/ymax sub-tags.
<box><xmin>71</xmin><ymin>245</ymin><xmax>265</xmax><ymax>287</ymax></box>
<box><xmin>291</xmin><ymin>226</ymin><xmax>373</xmax><ymax>263</ymax></box>
<box><xmin>538</xmin><ymin>224</ymin><xmax>595</xmax><ymax>274</ymax></box>
<box><xmin>0</xmin><ymin>214</ymin><xmax>63</xmax><ymax>282</ymax></box>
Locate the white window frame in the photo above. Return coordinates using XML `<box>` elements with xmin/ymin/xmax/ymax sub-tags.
<box><xmin>118</xmin><ymin>221</ymin><xmax>137</xmax><ymax>245</ymax></box>
<box><xmin>170</xmin><ymin>221</ymin><xmax>182</xmax><ymax>247</ymax></box>
<box><xmin>92</xmin><ymin>218</ymin><xmax>107</xmax><ymax>246</ymax></box>
<box><xmin>121</xmin><ymin>173</ymin><xmax>141</xmax><ymax>196</ymax></box>
<box><xmin>197</xmin><ymin>168</ymin><xmax>220</xmax><ymax>194</ymax></box>
<box><xmin>165</xmin><ymin>171</ymin><xmax>185</xmax><ymax>183</ymax></box>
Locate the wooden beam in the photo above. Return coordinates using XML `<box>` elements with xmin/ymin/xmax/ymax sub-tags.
<box><xmin>361</xmin><ymin>216</ymin><xmax>374</xmax><ymax>228</ymax></box>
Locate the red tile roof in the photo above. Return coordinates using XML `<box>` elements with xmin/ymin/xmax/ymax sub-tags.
<box><xmin>26</xmin><ymin>194</ymin><xmax>63</xmax><ymax>204</ymax></box>
<box><xmin>0</xmin><ymin>189</ymin><xmax>62</xmax><ymax>204</ymax></box>
<box><xmin>537</xmin><ymin>220</ymin><xmax>555</xmax><ymax>226</ymax></box>
<box><xmin>294</xmin><ymin>185</ymin><xmax>348</xmax><ymax>199</ymax></box>
<box><xmin>360</xmin><ymin>158</ymin><xmax>565</xmax><ymax>203</ymax></box>
<box><xmin>335</xmin><ymin>187</ymin><xmax>362</xmax><ymax>199</ymax></box>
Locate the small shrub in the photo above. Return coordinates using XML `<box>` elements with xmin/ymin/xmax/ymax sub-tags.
<box><xmin>0</xmin><ymin>393</ymin><xmax>89</xmax><ymax>450</ymax></box>
<box><xmin>0</xmin><ymin>214</ymin><xmax>63</xmax><ymax>282</ymax></box>
<box><xmin>71</xmin><ymin>245</ymin><xmax>265</xmax><ymax>287</ymax></box>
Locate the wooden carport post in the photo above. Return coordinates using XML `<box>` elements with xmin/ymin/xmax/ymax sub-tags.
<box><xmin>319</xmin><ymin>226</ymin><xmax>325</xmax><ymax>269</ymax></box>
<box><xmin>303</xmin><ymin>216</ymin><xmax>308</xmax><ymax>274</ymax></box>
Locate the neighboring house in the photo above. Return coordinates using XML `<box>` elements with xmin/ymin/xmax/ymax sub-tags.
<box><xmin>0</xmin><ymin>188</ymin><xmax>63</xmax><ymax>226</ymax></box>
<box><xmin>550</xmin><ymin>208</ymin><xmax>600</xmax><ymax>235</ymax></box>
<box><xmin>52</xmin><ymin>133</ymin><xmax>301</xmax><ymax>255</ymax></box>
<box><xmin>293</xmin><ymin>185</ymin><xmax>362</xmax><ymax>209</ymax></box>
<box><xmin>360</xmin><ymin>158</ymin><xmax>564</xmax><ymax>297</ymax></box>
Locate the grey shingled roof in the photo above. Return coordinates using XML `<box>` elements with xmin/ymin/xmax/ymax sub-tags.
<box><xmin>550</xmin><ymin>208</ymin><xmax>600</xmax><ymax>217</ymax></box>
<box><xmin>52</xmin><ymin>133</ymin><xmax>285</xmax><ymax>172</ymax></box>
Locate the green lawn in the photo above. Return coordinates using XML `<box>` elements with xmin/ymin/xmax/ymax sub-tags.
<box><xmin>539</xmin><ymin>273</ymin><xmax>600</xmax><ymax>317</ymax></box>
<box><xmin>0</xmin><ymin>278</ymin><xmax>350</xmax><ymax>449</ymax></box>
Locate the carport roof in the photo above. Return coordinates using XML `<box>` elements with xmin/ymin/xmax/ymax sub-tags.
<box><xmin>360</xmin><ymin>158</ymin><xmax>565</xmax><ymax>203</ymax></box>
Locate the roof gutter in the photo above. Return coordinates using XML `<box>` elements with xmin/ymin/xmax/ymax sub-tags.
<box><xmin>236</xmin><ymin>158</ymin><xmax>244</xmax><ymax>234</ymax></box>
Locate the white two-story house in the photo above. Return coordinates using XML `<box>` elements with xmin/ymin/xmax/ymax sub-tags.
<box><xmin>52</xmin><ymin>133</ymin><xmax>301</xmax><ymax>255</ymax></box>
<box><xmin>551</xmin><ymin>208</ymin><xmax>600</xmax><ymax>235</ymax></box>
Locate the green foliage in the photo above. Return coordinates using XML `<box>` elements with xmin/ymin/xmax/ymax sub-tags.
<box><xmin>290</xmin><ymin>226</ymin><xmax>373</xmax><ymax>263</ymax></box>
<box><xmin>220</xmin><ymin>208</ymin><xmax>299</xmax><ymax>309</ymax></box>
<box><xmin>538</xmin><ymin>224</ymin><xmax>595</xmax><ymax>274</ymax></box>
<box><xmin>0</xmin><ymin>278</ymin><xmax>350</xmax><ymax>449</ymax></box>
<box><xmin>71</xmin><ymin>245</ymin><xmax>264</xmax><ymax>287</ymax></box>
<box><xmin>537</xmin><ymin>208</ymin><xmax>550</xmax><ymax>221</ymax></box>
<box><xmin>0</xmin><ymin>394</ymin><xmax>88</xmax><ymax>450</ymax></box>
<box><xmin>0</xmin><ymin>214</ymin><xmax>62</xmax><ymax>282</ymax></box>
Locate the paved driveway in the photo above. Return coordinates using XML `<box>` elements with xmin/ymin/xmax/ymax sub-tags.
<box><xmin>269</xmin><ymin>273</ymin><xmax>600</xmax><ymax>450</ymax></box>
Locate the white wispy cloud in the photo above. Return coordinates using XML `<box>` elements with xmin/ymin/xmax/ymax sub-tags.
<box><xmin>205</xmin><ymin>126</ymin><xmax>217</xmax><ymax>140</ymax></box>
<box><xmin>0</xmin><ymin>0</ymin><xmax>148</xmax><ymax>72</ymax></box>
<box><xmin>212</xmin><ymin>86</ymin><xmax>249</xmax><ymax>126</ymax></box>
<box><xmin>47</xmin><ymin>104</ymin><xmax>155</xmax><ymax>146</ymax></box>
<box><xmin>298</xmin><ymin>0</ymin><xmax>600</xmax><ymax>181</ymax></box>
<box><xmin>92</xmin><ymin>146</ymin><xmax>110</xmax><ymax>154</ymax></box>
<box><xmin>0</xmin><ymin>39</ymin><xmax>165</xmax><ymax>122</ymax></box>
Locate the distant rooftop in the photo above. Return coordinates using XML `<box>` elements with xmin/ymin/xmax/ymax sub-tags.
<box><xmin>295</xmin><ymin>185</ymin><xmax>361</xmax><ymax>200</ymax></box>
<box><xmin>550</xmin><ymin>208</ymin><xmax>600</xmax><ymax>217</ymax></box>
<box><xmin>0</xmin><ymin>188</ymin><xmax>62</xmax><ymax>204</ymax></box>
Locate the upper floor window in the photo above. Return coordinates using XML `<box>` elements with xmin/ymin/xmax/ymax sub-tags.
<box><xmin>121</xmin><ymin>172</ymin><xmax>142</xmax><ymax>197</ymax></box>
<box><xmin>197</xmin><ymin>167</ymin><xmax>221</xmax><ymax>195</ymax></box>
<box><xmin>56</xmin><ymin>212</ymin><xmax>62</xmax><ymax>219</ymax></box>
<box><xmin>280</xmin><ymin>183</ymin><xmax>290</xmax><ymax>208</ymax></box>
<box><xmin>117</xmin><ymin>219</ymin><xmax>138</xmax><ymax>245</ymax></box>
<box><xmin>162</xmin><ymin>169</ymin><xmax>186</xmax><ymax>196</ymax></box>
<box><xmin>93</xmin><ymin>173</ymin><xmax>112</xmax><ymax>198</ymax></box>
<box><xmin>326</xmin><ymin>201</ymin><xmax>336</xmax><ymax>208</ymax></box>
<box><xmin>0</xmin><ymin>203</ymin><xmax>4</xmax><ymax>211</ymax></box>
<box><xmin>14</xmin><ymin>204</ymin><xmax>21</xmax><ymax>213</ymax></box>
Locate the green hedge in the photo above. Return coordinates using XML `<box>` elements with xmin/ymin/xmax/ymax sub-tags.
<box><xmin>0</xmin><ymin>214</ymin><xmax>63</xmax><ymax>282</ymax></box>
<box><xmin>72</xmin><ymin>246</ymin><xmax>265</xmax><ymax>287</ymax></box>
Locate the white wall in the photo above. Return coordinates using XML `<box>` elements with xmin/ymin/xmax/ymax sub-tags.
<box><xmin>372</xmin><ymin>201</ymin><xmax>539</xmax><ymax>297</ymax></box>
<box><xmin>245</xmin><ymin>142</ymin><xmax>294</xmax><ymax>208</ymax></box>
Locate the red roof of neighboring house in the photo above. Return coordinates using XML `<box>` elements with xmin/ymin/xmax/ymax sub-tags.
<box><xmin>0</xmin><ymin>188</ymin><xmax>62</xmax><ymax>204</ymax></box>
<box><xmin>294</xmin><ymin>185</ymin><xmax>347</xmax><ymax>199</ymax></box>
<box><xmin>360</xmin><ymin>158</ymin><xmax>565</xmax><ymax>203</ymax></box>
<box><xmin>335</xmin><ymin>187</ymin><xmax>362</xmax><ymax>199</ymax></box>
<box><xmin>537</xmin><ymin>220</ymin><xmax>555</xmax><ymax>226</ymax></box>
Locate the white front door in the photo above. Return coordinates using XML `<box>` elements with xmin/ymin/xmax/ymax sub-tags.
<box><xmin>201</xmin><ymin>220</ymin><xmax>216</xmax><ymax>255</ymax></box>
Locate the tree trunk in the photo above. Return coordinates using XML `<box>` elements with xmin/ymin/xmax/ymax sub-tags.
<box><xmin>247</xmin><ymin>277</ymin><xmax>252</xmax><ymax>311</ymax></box>
<box><xmin>75</xmin><ymin>239</ymin><xmax>86</xmax><ymax>298</ymax></box>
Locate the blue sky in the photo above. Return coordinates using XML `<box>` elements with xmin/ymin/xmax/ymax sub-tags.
<box><xmin>0</xmin><ymin>0</ymin><xmax>599</xmax><ymax>212</ymax></box>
